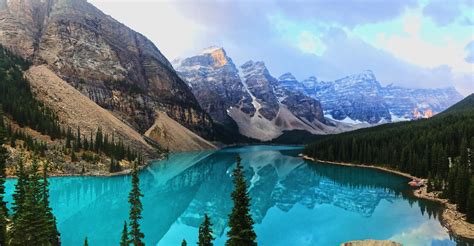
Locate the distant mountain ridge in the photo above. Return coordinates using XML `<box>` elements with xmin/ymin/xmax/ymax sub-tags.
<box><xmin>175</xmin><ymin>46</ymin><xmax>463</xmax><ymax>141</ymax></box>
<box><xmin>279</xmin><ymin>70</ymin><xmax>463</xmax><ymax>124</ymax></box>
<box><xmin>174</xmin><ymin>47</ymin><xmax>348</xmax><ymax>141</ymax></box>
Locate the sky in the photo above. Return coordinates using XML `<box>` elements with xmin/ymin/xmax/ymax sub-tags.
<box><xmin>88</xmin><ymin>0</ymin><xmax>474</xmax><ymax>96</ymax></box>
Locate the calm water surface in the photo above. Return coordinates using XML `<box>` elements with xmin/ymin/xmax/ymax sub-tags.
<box><xmin>4</xmin><ymin>145</ymin><xmax>470</xmax><ymax>245</ymax></box>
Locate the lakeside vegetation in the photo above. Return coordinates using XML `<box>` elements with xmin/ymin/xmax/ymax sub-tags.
<box><xmin>304</xmin><ymin>94</ymin><xmax>474</xmax><ymax>222</ymax></box>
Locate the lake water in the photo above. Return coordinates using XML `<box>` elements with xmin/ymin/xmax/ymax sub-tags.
<box><xmin>4</xmin><ymin>145</ymin><xmax>471</xmax><ymax>245</ymax></box>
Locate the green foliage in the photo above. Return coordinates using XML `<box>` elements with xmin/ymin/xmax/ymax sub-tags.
<box><xmin>467</xmin><ymin>177</ymin><xmax>474</xmax><ymax>223</ymax></box>
<box><xmin>10</xmin><ymin>157</ymin><xmax>59</xmax><ymax>246</ymax></box>
<box><xmin>198</xmin><ymin>214</ymin><xmax>214</xmax><ymax>246</ymax></box>
<box><xmin>304</xmin><ymin>94</ymin><xmax>474</xmax><ymax>218</ymax></box>
<box><xmin>226</xmin><ymin>156</ymin><xmax>257</xmax><ymax>246</ymax></box>
<box><xmin>0</xmin><ymin>46</ymin><xmax>62</xmax><ymax>140</ymax></box>
<box><xmin>181</xmin><ymin>239</ymin><xmax>187</xmax><ymax>246</ymax></box>
<box><xmin>128</xmin><ymin>161</ymin><xmax>144</xmax><ymax>246</ymax></box>
<box><xmin>120</xmin><ymin>221</ymin><xmax>129</xmax><ymax>246</ymax></box>
<box><xmin>84</xmin><ymin>237</ymin><xmax>89</xmax><ymax>246</ymax></box>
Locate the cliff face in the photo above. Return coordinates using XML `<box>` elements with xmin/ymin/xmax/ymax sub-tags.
<box><xmin>0</xmin><ymin>0</ymin><xmax>214</xmax><ymax>140</ymax></box>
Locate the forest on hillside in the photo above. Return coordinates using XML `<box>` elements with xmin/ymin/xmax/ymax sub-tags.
<box><xmin>304</xmin><ymin>94</ymin><xmax>474</xmax><ymax>222</ymax></box>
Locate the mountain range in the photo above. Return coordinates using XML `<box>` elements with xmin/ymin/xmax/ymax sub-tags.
<box><xmin>174</xmin><ymin>46</ymin><xmax>463</xmax><ymax>141</ymax></box>
<box><xmin>0</xmin><ymin>0</ymin><xmax>465</xmax><ymax>153</ymax></box>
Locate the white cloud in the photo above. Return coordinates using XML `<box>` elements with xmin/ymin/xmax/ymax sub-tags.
<box><xmin>297</xmin><ymin>31</ymin><xmax>326</xmax><ymax>56</ymax></box>
<box><xmin>88</xmin><ymin>0</ymin><xmax>206</xmax><ymax>59</ymax></box>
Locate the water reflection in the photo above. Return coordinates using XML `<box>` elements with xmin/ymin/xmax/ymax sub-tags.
<box><xmin>4</xmin><ymin>146</ymin><xmax>470</xmax><ymax>246</ymax></box>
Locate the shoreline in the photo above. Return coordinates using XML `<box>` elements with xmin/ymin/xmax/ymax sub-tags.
<box><xmin>300</xmin><ymin>154</ymin><xmax>474</xmax><ymax>241</ymax></box>
<box><xmin>6</xmin><ymin>156</ymin><xmax>166</xmax><ymax>179</ymax></box>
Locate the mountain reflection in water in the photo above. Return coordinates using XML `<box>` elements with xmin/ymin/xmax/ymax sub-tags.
<box><xmin>4</xmin><ymin>145</ymin><xmax>467</xmax><ymax>246</ymax></box>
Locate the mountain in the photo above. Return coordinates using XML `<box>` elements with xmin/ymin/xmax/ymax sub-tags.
<box><xmin>289</xmin><ymin>70</ymin><xmax>464</xmax><ymax>124</ymax></box>
<box><xmin>174</xmin><ymin>47</ymin><xmax>343</xmax><ymax>141</ymax></box>
<box><xmin>0</xmin><ymin>0</ymin><xmax>216</xmax><ymax>151</ymax></box>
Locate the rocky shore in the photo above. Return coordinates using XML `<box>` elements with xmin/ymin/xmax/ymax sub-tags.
<box><xmin>301</xmin><ymin>154</ymin><xmax>474</xmax><ymax>241</ymax></box>
<box><xmin>341</xmin><ymin>240</ymin><xmax>401</xmax><ymax>246</ymax></box>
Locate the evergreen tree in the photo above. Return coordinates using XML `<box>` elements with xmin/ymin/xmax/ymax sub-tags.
<box><xmin>226</xmin><ymin>156</ymin><xmax>257</xmax><ymax>246</ymax></box>
<box><xmin>121</xmin><ymin>221</ymin><xmax>129</xmax><ymax>246</ymax></box>
<box><xmin>128</xmin><ymin>161</ymin><xmax>144</xmax><ymax>246</ymax></box>
<box><xmin>76</xmin><ymin>126</ymin><xmax>82</xmax><ymax>149</ymax></box>
<box><xmin>181</xmin><ymin>239</ymin><xmax>187</xmax><ymax>246</ymax></box>
<box><xmin>71</xmin><ymin>150</ymin><xmax>78</xmax><ymax>162</ymax></box>
<box><xmin>198</xmin><ymin>214</ymin><xmax>214</xmax><ymax>246</ymax></box>
<box><xmin>455</xmin><ymin>165</ymin><xmax>470</xmax><ymax>212</ymax></box>
<box><xmin>18</xmin><ymin>159</ymin><xmax>48</xmax><ymax>245</ymax></box>
<box><xmin>446</xmin><ymin>165</ymin><xmax>457</xmax><ymax>202</ymax></box>
<box><xmin>42</xmin><ymin>161</ymin><xmax>59</xmax><ymax>245</ymax></box>
<box><xmin>467</xmin><ymin>176</ymin><xmax>474</xmax><ymax>223</ymax></box>
<box><xmin>84</xmin><ymin>237</ymin><xmax>89</xmax><ymax>246</ymax></box>
<box><xmin>10</xmin><ymin>156</ymin><xmax>28</xmax><ymax>245</ymax></box>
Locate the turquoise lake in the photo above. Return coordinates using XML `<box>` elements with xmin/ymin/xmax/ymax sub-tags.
<box><xmin>4</xmin><ymin>145</ymin><xmax>471</xmax><ymax>245</ymax></box>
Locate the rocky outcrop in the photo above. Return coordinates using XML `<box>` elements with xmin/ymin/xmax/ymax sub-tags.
<box><xmin>25</xmin><ymin>65</ymin><xmax>156</xmax><ymax>157</ymax></box>
<box><xmin>144</xmin><ymin>111</ymin><xmax>217</xmax><ymax>152</ymax></box>
<box><xmin>0</xmin><ymin>0</ymin><xmax>215</xmax><ymax>145</ymax></box>
<box><xmin>173</xmin><ymin>47</ymin><xmax>255</xmax><ymax>126</ymax></box>
<box><xmin>240</xmin><ymin>60</ymin><xmax>280</xmax><ymax>121</ymax></box>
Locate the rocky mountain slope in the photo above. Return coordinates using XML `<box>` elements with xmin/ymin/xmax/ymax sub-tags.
<box><xmin>0</xmin><ymin>0</ymin><xmax>216</xmax><ymax>151</ymax></box>
<box><xmin>174</xmin><ymin>47</ymin><xmax>343</xmax><ymax>141</ymax></box>
<box><xmin>280</xmin><ymin>70</ymin><xmax>464</xmax><ymax>123</ymax></box>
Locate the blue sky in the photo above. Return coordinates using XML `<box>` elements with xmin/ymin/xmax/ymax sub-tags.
<box><xmin>90</xmin><ymin>0</ymin><xmax>473</xmax><ymax>95</ymax></box>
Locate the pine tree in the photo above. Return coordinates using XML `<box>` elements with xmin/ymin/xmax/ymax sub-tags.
<box><xmin>10</xmin><ymin>156</ymin><xmax>28</xmax><ymax>245</ymax></box>
<box><xmin>76</xmin><ymin>126</ymin><xmax>82</xmax><ymax>149</ymax></box>
<box><xmin>226</xmin><ymin>155</ymin><xmax>257</xmax><ymax>246</ymax></box>
<box><xmin>121</xmin><ymin>221</ymin><xmax>129</xmax><ymax>246</ymax></box>
<box><xmin>20</xmin><ymin>159</ymin><xmax>48</xmax><ymax>245</ymax></box>
<box><xmin>71</xmin><ymin>150</ymin><xmax>78</xmax><ymax>162</ymax></box>
<box><xmin>42</xmin><ymin>161</ymin><xmax>59</xmax><ymax>245</ymax></box>
<box><xmin>466</xmin><ymin>176</ymin><xmax>474</xmax><ymax>223</ymax></box>
<box><xmin>84</xmin><ymin>237</ymin><xmax>89</xmax><ymax>246</ymax></box>
<box><xmin>198</xmin><ymin>213</ymin><xmax>214</xmax><ymax>246</ymax></box>
<box><xmin>181</xmin><ymin>239</ymin><xmax>187</xmax><ymax>246</ymax></box>
<box><xmin>128</xmin><ymin>161</ymin><xmax>144</xmax><ymax>246</ymax></box>
<box><xmin>0</xmin><ymin>108</ymin><xmax>8</xmax><ymax>246</ymax></box>
<box><xmin>455</xmin><ymin>165</ymin><xmax>470</xmax><ymax>212</ymax></box>
<box><xmin>446</xmin><ymin>165</ymin><xmax>457</xmax><ymax>202</ymax></box>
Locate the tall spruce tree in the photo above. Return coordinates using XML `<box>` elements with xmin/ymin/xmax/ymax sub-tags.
<box><xmin>42</xmin><ymin>161</ymin><xmax>59</xmax><ymax>245</ymax></box>
<box><xmin>84</xmin><ymin>237</ymin><xmax>89</xmax><ymax>246</ymax></box>
<box><xmin>121</xmin><ymin>220</ymin><xmax>129</xmax><ymax>246</ymax></box>
<box><xmin>467</xmin><ymin>176</ymin><xmax>474</xmax><ymax>223</ymax></box>
<box><xmin>128</xmin><ymin>161</ymin><xmax>144</xmax><ymax>246</ymax></box>
<box><xmin>10</xmin><ymin>156</ymin><xmax>28</xmax><ymax>245</ymax></box>
<box><xmin>0</xmin><ymin>107</ymin><xmax>8</xmax><ymax>245</ymax></box>
<box><xmin>455</xmin><ymin>164</ymin><xmax>470</xmax><ymax>212</ymax></box>
<box><xmin>226</xmin><ymin>155</ymin><xmax>257</xmax><ymax>246</ymax></box>
<box><xmin>198</xmin><ymin>214</ymin><xmax>214</xmax><ymax>246</ymax></box>
<box><xmin>181</xmin><ymin>239</ymin><xmax>187</xmax><ymax>246</ymax></box>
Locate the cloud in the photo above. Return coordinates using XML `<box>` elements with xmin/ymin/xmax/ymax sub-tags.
<box><xmin>423</xmin><ymin>0</ymin><xmax>463</xmax><ymax>26</ymax></box>
<box><xmin>89</xmin><ymin>0</ymin><xmax>473</xmax><ymax>96</ymax></box>
<box><xmin>465</xmin><ymin>41</ymin><xmax>474</xmax><ymax>63</ymax></box>
<box><xmin>422</xmin><ymin>0</ymin><xmax>473</xmax><ymax>26</ymax></box>
<box><xmin>274</xmin><ymin>0</ymin><xmax>418</xmax><ymax>28</ymax></box>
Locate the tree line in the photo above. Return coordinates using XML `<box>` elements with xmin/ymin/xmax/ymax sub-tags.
<box><xmin>304</xmin><ymin>94</ymin><xmax>474</xmax><ymax>222</ymax></box>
